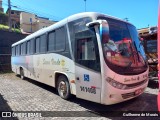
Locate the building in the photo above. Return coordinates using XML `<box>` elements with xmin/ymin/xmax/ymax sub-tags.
<box><xmin>6</xmin><ymin>9</ymin><xmax>21</xmax><ymax>28</ymax></box>
<box><xmin>138</xmin><ymin>26</ymin><xmax>157</xmax><ymax>36</ymax></box>
<box><xmin>0</xmin><ymin>0</ymin><xmax>4</xmax><ymax>12</ymax></box>
<box><xmin>138</xmin><ymin>27</ymin><xmax>149</xmax><ymax>36</ymax></box>
<box><xmin>20</xmin><ymin>12</ymin><xmax>56</xmax><ymax>33</ymax></box>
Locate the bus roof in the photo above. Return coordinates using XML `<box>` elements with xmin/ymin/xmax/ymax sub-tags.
<box><xmin>12</xmin><ymin>12</ymin><xmax>133</xmax><ymax>47</ymax></box>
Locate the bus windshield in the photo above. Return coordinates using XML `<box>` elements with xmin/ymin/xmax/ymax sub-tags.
<box><xmin>99</xmin><ymin>17</ymin><xmax>148</xmax><ymax>75</ymax></box>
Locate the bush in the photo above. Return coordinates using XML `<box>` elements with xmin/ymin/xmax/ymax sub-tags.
<box><xmin>0</xmin><ymin>24</ymin><xmax>21</xmax><ymax>33</ymax></box>
<box><xmin>0</xmin><ymin>12</ymin><xmax>8</xmax><ymax>25</ymax></box>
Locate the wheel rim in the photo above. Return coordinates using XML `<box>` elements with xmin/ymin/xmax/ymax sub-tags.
<box><xmin>58</xmin><ymin>81</ymin><xmax>67</xmax><ymax>97</ymax></box>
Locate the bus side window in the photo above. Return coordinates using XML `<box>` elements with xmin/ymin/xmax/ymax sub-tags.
<box><xmin>12</xmin><ymin>47</ymin><xmax>15</xmax><ymax>56</ymax></box>
<box><xmin>35</xmin><ymin>37</ymin><xmax>40</xmax><ymax>53</ymax></box>
<box><xmin>55</xmin><ymin>27</ymin><xmax>66</xmax><ymax>51</ymax></box>
<box><xmin>23</xmin><ymin>42</ymin><xmax>26</xmax><ymax>55</ymax></box>
<box><xmin>17</xmin><ymin>45</ymin><xmax>20</xmax><ymax>56</ymax></box>
<box><xmin>20</xmin><ymin>43</ymin><xmax>23</xmax><ymax>55</ymax></box>
<box><xmin>30</xmin><ymin>39</ymin><xmax>35</xmax><ymax>54</ymax></box>
<box><xmin>48</xmin><ymin>31</ymin><xmax>55</xmax><ymax>52</ymax></box>
<box><xmin>27</xmin><ymin>41</ymin><xmax>30</xmax><ymax>55</ymax></box>
<box><xmin>40</xmin><ymin>34</ymin><xmax>47</xmax><ymax>53</ymax></box>
<box><xmin>18</xmin><ymin>45</ymin><xmax>20</xmax><ymax>56</ymax></box>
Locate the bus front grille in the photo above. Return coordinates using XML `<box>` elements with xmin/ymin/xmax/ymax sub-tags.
<box><xmin>121</xmin><ymin>92</ymin><xmax>135</xmax><ymax>99</ymax></box>
<box><xmin>125</xmin><ymin>79</ymin><xmax>148</xmax><ymax>89</ymax></box>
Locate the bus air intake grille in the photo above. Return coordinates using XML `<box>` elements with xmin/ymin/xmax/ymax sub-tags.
<box><xmin>121</xmin><ymin>92</ymin><xmax>135</xmax><ymax>99</ymax></box>
<box><xmin>126</xmin><ymin>79</ymin><xmax>147</xmax><ymax>88</ymax></box>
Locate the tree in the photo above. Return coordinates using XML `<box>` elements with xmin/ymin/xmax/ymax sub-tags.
<box><xmin>0</xmin><ymin>11</ymin><xmax>8</xmax><ymax>25</ymax></box>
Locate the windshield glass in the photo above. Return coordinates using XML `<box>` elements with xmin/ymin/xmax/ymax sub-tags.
<box><xmin>99</xmin><ymin>17</ymin><xmax>148</xmax><ymax>75</ymax></box>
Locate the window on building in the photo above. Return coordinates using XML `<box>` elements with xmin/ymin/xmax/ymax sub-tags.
<box><xmin>11</xmin><ymin>11</ymin><xmax>14</xmax><ymax>14</ymax></box>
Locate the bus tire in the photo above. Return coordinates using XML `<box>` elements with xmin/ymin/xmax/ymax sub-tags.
<box><xmin>20</xmin><ymin>68</ymin><xmax>25</xmax><ymax>80</ymax></box>
<box><xmin>57</xmin><ymin>76</ymin><xmax>71</xmax><ymax>99</ymax></box>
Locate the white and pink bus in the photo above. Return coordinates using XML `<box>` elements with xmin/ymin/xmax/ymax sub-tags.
<box><xmin>11</xmin><ymin>12</ymin><xmax>149</xmax><ymax>105</ymax></box>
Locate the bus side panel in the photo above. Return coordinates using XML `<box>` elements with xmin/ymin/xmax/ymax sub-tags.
<box><xmin>11</xmin><ymin>56</ymin><xmax>28</xmax><ymax>76</ymax></box>
<box><xmin>31</xmin><ymin>53</ymin><xmax>76</xmax><ymax>95</ymax></box>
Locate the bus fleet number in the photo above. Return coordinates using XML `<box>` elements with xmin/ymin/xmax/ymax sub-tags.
<box><xmin>80</xmin><ymin>86</ymin><xmax>96</xmax><ymax>94</ymax></box>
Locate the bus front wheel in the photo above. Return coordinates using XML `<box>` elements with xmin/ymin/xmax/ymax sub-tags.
<box><xmin>20</xmin><ymin>68</ymin><xmax>25</xmax><ymax>80</ymax></box>
<box><xmin>57</xmin><ymin>76</ymin><xmax>71</xmax><ymax>99</ymax></box>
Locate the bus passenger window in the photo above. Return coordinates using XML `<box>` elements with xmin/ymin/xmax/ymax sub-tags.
<box><xmin>35</xmin><ymin>38</ymin><xmax>40</xmax><ymax>53</ymax></box>
<box><xmin>40</xmin><ymin>34</ymin><xmax>46</xmax><ymax>53</ymax></box>
<box><xmin>30</xmin><ymin>39</ymin><xmax>35</xmax><ymax>54</ymax></box>
<box><xmin>12</xmin><ymin>47</ymin><xmax>15</xmax><ymax>56</ymax></box>
<box><xmin>20</xmin><ymin>44</ymin><xmax>23</xmax><ymax>55</ymax></box>
<box><xmin>48</xmin><ymin>31</ymin><xmax>55</xmax><ymax>52</ymax></box>
<box><xmin>27</xmin><ymin>41</ymin><xmax>30</xmax><ymax>55</ymax></box>
<box><xmin>55</xmin><ymin>27</ymin><xmax>65</xmax><ymax>51</ymax></box>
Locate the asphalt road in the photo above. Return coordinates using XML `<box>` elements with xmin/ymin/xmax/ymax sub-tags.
<box><xmin>0</xmin><ymin>73</ymin><xmax>159</xmax><ymax>120</ymax></box>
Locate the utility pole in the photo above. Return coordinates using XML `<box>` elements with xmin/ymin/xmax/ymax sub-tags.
<box><xmin>84</xmin><ymin>0</ymin><xmax>86</xmax><ymax>12</ymax></box>
<box><xmin>8</xmin><ymin>0</ymin><xmax>12</xmax><ymax>31</ymax></box>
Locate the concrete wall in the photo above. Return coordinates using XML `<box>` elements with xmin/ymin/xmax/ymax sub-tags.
<box><xmin>0</xmin><ymin>30</ymin><xmax>27</xmax><ymax>72</ymax></box>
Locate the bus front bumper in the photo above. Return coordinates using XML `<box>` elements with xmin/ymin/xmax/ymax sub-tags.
<box><xmin>101</xmin><ymin>80</ymin><xmax>148</xmax><ymax>105</ymax></box>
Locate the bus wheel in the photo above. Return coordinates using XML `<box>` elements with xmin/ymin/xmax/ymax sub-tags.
<box><xmin>20</xmin><ymin>68</ymin><xmax>25</xmax><ymax>80</ymax></box>
<box><xmin>57</xmin><ymin>76</ymin><xmax>71</xmax><ymax>99</ymax></box>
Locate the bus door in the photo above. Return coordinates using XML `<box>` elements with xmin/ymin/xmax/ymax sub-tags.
<box><xmin>74</xmin><ymin>28</ymin><xmax>102</xmax><ymax>103</ymax></box>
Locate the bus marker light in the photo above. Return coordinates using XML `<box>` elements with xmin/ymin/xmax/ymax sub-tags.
<box><xmin>70</xmin><ymin>80</ymin><xmax>75</xmax><ymax>83</ymax></box>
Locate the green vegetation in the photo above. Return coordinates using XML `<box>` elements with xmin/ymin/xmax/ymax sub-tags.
<box><xmin>0</xmin><ymin>11</ymin><xmax>8</xmax><ymax>25</ymax></box>
<box><xmin>0</xmin><ymin>24</ymin><xmax>21</xmax><ymax>33</ymax></box>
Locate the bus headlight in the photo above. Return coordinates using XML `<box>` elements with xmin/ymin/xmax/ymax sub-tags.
<box><xmin>106</xmin><ymin>77</ymin><xmax>127</xmax><ymax>89</ymax></box>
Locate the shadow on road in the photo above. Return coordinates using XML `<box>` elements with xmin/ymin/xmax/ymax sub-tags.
<box><xmin>23</xmin><ymin>76</ymin><xmax>159</xmax><ymax>119</ymax></box>
<box><xmin>69</xmin><ymin>93</ymin><xmax>158</xmax><ymax>119</ymax></box>
<box><xmin>0</xmin><ymin>94</ymin><xmax>18</xmax><ymax>120</ymax></box>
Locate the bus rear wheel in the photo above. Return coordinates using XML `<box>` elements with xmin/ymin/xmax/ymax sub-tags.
<box><xmin>20</xmin><ymin>68</ymin><xmax>25</xmax><ymax>80</ymax></box>
<box><xmin>57</xmin><ymin>76</ymin><xmax>71</xmax><ymax>99</ymax></box>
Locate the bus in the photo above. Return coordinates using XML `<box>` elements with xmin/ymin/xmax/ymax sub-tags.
<box><xmin>11</xmin><ymin>12</ymin><xmax>149</xmax><ymax>105</ymax></box>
